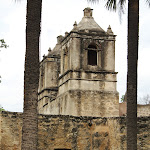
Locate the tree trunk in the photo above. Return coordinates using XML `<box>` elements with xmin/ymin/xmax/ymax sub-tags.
<box><xmin>127</xmin><ymin>0</ymin><xmax>139</xmax><ymax>149</ymax></box>
<box><xmin>21</xmin><ymin>0</ymin><xmax>42</xmax><ymax>149</ymax></box>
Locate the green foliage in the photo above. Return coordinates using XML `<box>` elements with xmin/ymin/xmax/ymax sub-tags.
<box><xmin>0</xmin><ymin>39</ymin><xmax>9</xmax><ymax>49</ymax></box>
<box><xmin>121</xmin><ymin>95</ymin><xmax>125</xmax><ymax>102</ymax></box>
<box><xmin>0</xmin><ymin>105</ymin><xmax>5</xmax><ymax>112</ymax></box>
<box><xmin>0</xmin><ymin>39</ymin><xmax>8</xmax><ymax>83</ymax></box>
<box><xmin>88</xmin><ymin>0</ymin><xmax>126</xmax><ymax>14</ymax></box>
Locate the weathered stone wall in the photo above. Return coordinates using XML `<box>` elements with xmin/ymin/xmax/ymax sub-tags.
<box><xmin>119</xmin><ymin>102</ymin><xmax>150</xmax><ymax>117</ymax></box>
<box><xmin>43</xmin><ymin>90</ymin><xmax>119</xmax><ymax>117</ymax></box>
<box><xmin>119</xmin><ymin>102</ymin><xmax>127</xmax><ymax>116</ymax></box>
<box><xmin>0</xmin><ymin>112</ymin><xmax>22</xmax><ymax>150</ymax></box>
<box><xmin>38</xmin><ymin>90</ymin><xmax>58</xmax><ymax>113</ymax></box>
<box><xmin>137</xmin><ymin>104</ymin><xmax>150</xmax><ymax>117</ymax></box>
<box><xmin>39</xmin><ymin>57</ymin><xmax>59</xmax><ymax>92</ymax></box>
<box><xmin>38</xmin><ymin>54</ymin><xmax>60</xmax><ymax>114</ymax></box>
<box><xmin>0</xmin><ymin>111</ymin><xmax>150</xmax><ymax>150</ymax></box>
<box><xmin>58</xmin><ymin>71</ymin><xmax>118</xmax><ymax>95</ymax></box>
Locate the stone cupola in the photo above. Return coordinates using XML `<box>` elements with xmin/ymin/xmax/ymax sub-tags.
<box><xmin>74</xmin><ymin>7</ymin><xmax>105</xmax><ymax>34</ymax></box>
<box><xmin>83</xmin><ymin>7</ymin><xmax>93</xmax><ymax>17</ymax></box>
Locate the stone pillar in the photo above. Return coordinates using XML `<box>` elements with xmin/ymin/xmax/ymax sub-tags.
<box><xmin>104</xmin><ymin>39</ymin><xmax>115</xmax><ymax>72</ymax></box>
<box><xmin>70</xmin><ymin>37</ymin><xmax>81</xmax><ymax>70</ymax></box>
<box><xmin>57</xmin><ymin>35</ymin><xmax>64</xmax><ymax>44</ymax></box>
<box><xmin>103</xmin><ymin>26</ymin><xmax>116</xmax><ymax>72</ymax></box>
<box><xmin>44</xmin><ymin>59</ymin><xmax>58</xmax><ymax>89</ymax></box>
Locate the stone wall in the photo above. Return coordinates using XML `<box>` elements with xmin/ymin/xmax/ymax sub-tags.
<box><xmin>119</xmin><ymin>102</ymin><xmax>127</xmax><ymax>116</ymax></box>
<box><xmin>137</xmin><ymin>104</ymin><xmax>150</xmax><ymax>117</ymax></box>
<box><xmin>0</xmin><ymin>111</ymin><xmax>150</xmax><ymax>150</ymax></box>
<box><xmin>43</xmin><ymin>90</ymin><xmax>119</xmax><ymax>117</ymax></box>
<box><xmin>0</xmin><ymin>112</ymin><xmax>22</xmax><ymax>150</ymax></box>
<box><xmin>119</xmin><ymin>102</ymin><xmax>150</xmax><ymax>117</ymax></box>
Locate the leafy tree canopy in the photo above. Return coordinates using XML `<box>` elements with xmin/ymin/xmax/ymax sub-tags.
<box><xmin>0</xmin><ymin>39</ymin><xmax>9</xmax><ymax>49</ymax></box>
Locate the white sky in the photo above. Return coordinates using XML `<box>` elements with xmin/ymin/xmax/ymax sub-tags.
<box><xmin>0</xmin><ymin>0</ymin><xmax>150</xmax><ymax>112</ymax></box>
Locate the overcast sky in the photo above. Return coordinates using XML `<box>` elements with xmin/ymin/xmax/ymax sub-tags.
<box><xmin>0</xmin><ymin>0</ymin><xmax>150</xmax><ymax>112</ymax></box>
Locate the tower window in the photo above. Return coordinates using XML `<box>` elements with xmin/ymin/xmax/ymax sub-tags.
<box><xmin>88</xmin><ymin>44</ymin><xmax>97</xmax><ymax>66</ymax></box>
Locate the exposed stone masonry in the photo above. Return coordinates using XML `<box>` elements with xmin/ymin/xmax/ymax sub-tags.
<box><xmin>0</xmin><ymin>111</ymin><xmax>150</xmax><ymax>150</ymax></box>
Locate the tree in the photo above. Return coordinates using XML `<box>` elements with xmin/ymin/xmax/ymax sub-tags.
<box><xmin>127</xmin><ymin>1</ymin><xmax>139</xmax><ymax>149</ymax></box>
<box><xmin>121</xmin><ymin>95</ymin><xmax>125</xmax><ymax>102</ymax></box>
<box><xmin>21</xmin><ymin>0</ymin><xmax>42</xmax><ymax>150</ymax></box>
<box><xmin>0</xmin><ymin>39</ymin><xmax>8</xmax><ymax>49</ymax></box>
<box><xmin>0</xmin><ymin>39</ymin><xmax>8</xmax><ymax>83</ymax></box>
<box><xmin>88</xmin><ymin>0</ymin><xmax>149</xmax><ymax>149</ymax></box>
<box><xmin>140</xmin><ymin>94</ymin><xmax>150</xmax><ymax>104</ymax></box>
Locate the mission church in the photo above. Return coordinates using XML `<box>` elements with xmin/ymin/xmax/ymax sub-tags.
<box><xmin>38</xmin><ymin>7</ymin><xmax>119</xmax><ymax>117</ymax></box>
<box><xmin>1</xmin><ymin>8</ymin><xmax>149</xmax><ymax>150</ymax></box>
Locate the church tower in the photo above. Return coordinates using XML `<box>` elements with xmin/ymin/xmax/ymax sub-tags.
<box><xmin>38</xmin><ymin>8</ymin><xmax>119</xmax><ymax>117</ymax></box>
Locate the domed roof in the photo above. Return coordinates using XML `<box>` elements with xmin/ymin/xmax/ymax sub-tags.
<box><xmin>74</xmin><ymin>8</ymin><xmax>106</xmax><ymax>34</ymax></box>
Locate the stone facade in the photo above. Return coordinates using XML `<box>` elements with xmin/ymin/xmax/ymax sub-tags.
<box><xmin>0</xmin><ymin>111</ymin><xmax>150</xmax><ymax>150</ymax></box>
<box><xmin>38</xmin><ymin>8</ymin><xmax>119</xmax><ymax>117</ymax></box>
<box><xmin>137</xmin><ymin>104</ymin><xmax>150</xmax><ymax>117</ymax></box>
<box><xmin>119</xmin><ymin>102</ymin><xmax>150</xmax><ymax>117</ymax></box>
<box><xmin>0</xmin><ymin>112</ymin><xmax>22</xmax><ymax>150</ymax></box>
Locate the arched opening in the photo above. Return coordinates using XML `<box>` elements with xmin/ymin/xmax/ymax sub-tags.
<box><xmin>88</xmin><ymin>44</ymin><xmax>97</xmax><ymax>49</ymax></box>
<box><xmin>88</xmin><ymin>44</ymin><xmax>97</xmax><ymax>66</ymax></box>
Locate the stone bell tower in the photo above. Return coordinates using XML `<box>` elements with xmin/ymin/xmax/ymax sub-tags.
<box><xmin>38</xmin><ymin>8</ymin><xmax>119</xmax><ymax>117</ymax></box>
